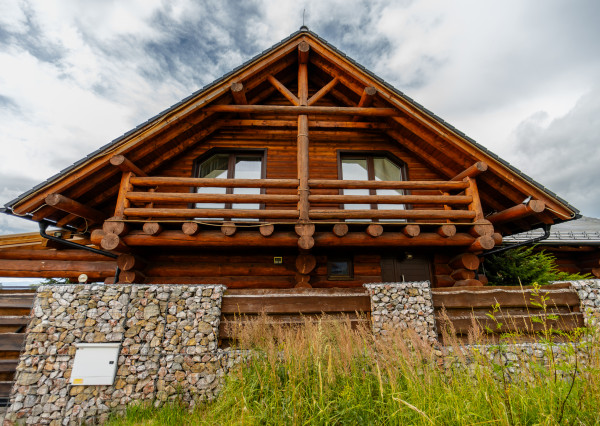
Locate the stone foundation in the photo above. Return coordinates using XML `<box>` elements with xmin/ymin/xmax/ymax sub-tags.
<box><xmin>560</xmin><ymin>279</ymin><xmax>600</xmax><ymax>326</ymax></box>
<box><xmin>4</xmin><ymin>284</ymin><xmax>233</xmax><ymax>425</ymax></box>
<box><xmin>363</xmin><ymin>281</ymin><xmax>437</xmax><ymax>343</ymax></box>
<box><xmin>5</xmin><ymin>280</ymin><xmax>600</xmax><ymax>424</ymax></box>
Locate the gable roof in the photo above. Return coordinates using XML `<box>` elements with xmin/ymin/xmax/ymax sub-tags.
<box><xmin>4</xmin><ymin>28</ymin><xmax>579</xmax><ymax>234</ymax></box>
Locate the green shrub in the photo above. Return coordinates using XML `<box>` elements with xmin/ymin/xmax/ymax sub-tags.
<box><xmin>484</xmin><ymin>246</ymin><xmax>589</xmax><ymax>286</ymax></box>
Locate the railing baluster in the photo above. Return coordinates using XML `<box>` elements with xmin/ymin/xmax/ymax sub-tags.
<box><xmin>464</xmin><ymin>177</ymin><xmax>484</xmax><ymax>221</ymax></box>
<box><xmin>114</xmin><ymin>171</ymin><xmax>134</xmax><ymax>219</ymax></box>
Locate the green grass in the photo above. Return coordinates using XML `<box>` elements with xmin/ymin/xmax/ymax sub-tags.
<box><xmin>108</xmin><ymin>315</ymin><xmax>600</xmax><ymax>425</ymax></box>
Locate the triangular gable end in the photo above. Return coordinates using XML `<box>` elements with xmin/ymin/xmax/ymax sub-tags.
<box><xmin>4</xmin><ymin>28</ymin><xmax>578</xmax><ymax>235</ymax></box>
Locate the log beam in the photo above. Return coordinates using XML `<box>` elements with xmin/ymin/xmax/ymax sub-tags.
<box><xmin>45</xmin><ymin>193</ymin><xmax>107</xmax><ymax>224</ymax></box>
<box><xmin>435</xmin><ymin>275</ymin><xmax>455</xmax><ymax>288</ymax></box>
<box><xmin>182</xmin><ymin>222</ymin><xmax>200</xmax><ymax>236</ymax></box>
<box><xmin>487</xmin><ymin>200</ymin><xmax>546</xmax><ymax>225</ymax></box>
<box><xmin>451</xmin><ymin>269</ymin><xmax>476</xmax><ymax>281</ymax></box>
<box><xmin>332</xmin><ymin>223</ymin><xmax>348</xmax><ymax>237</ymax></box>
<box><xmin>402</xmin><ymin>224</ymin><xmax>420</xmax><ymax>238</ymax></box>
<box><xmin>467</xmin><ymin>236</ymin><xmax>495</xmax><ymax>252</ymax></box>
<box><xmin>259</xmin><ymin>224</ymin><xmax>275</xmax><ymax>237</ymax></box>
<box><xmin>296</xmin><ymin>254</ymin><xmax>317</xmax><ymax>274</ymax></box>
<box><xmin>449</xmin><ymin>253</ymin><xmax>480</xmax><ymax>271</ymax></box>
<box><xmin>208</xmin><ymin>104</ymin><xmax>397</xmax><ymax>116</ymax></box>
<box><xmin>451</xmin><ymin>162</ymin><xmax>488</xmax><ymax>181</ymax></box>
<box><xmin>117</xmin><ymin>254</ymin><xmax>147</xmax><ymax>271</ymax></box>
<box><xmin>90</xmin><ymin>230</ymin><xmax>483</xmax><ymax>248</ymax></box>
<box><xmin>453</xmin><ymin>279</ymin><xmax>484</xmax><ymax>287</ymax></box>
<box><xmin>436</xmin><ymin>224</ymin><xmax>457</xmax><ymax>238</ymax></box>
<box><xmin>103</xmin><ymin>218</ymin><xmax>130</xmax><ymax>236</ymax></box>
<box><xmin>353</xmin><ymin>86</ymin><xmax>376</xmax><ymax>121</ymax></box>
<box><xmin>221</xmin><ymin>222</ymin><xmax>237</xmax><ymax>237</ymax></box>
<box><xmin>143</xmin><ymin>222</ymin><xmax>163</xmax><ymax>236</ymax></box>
<box><xmin>307</xmin><ymin>77</ymin><xmax>338</xmax><ymax>106</ymax></box>
<box><xmin>0</xmin><ymin>259</ymin><xmax>114</xmax><ymax>279</ymax></box>
<box><xmin>267</xmin><ymin>75</ymin><xmax>300</xmax><ymax>106</ymax></box>
<box><xmin>119</xmin><ymin>270</ymin><xmax>146</xmax><ymax>284</ymax></box>
<box><xmin>100</xmin><ymin>233</ymin><xmax>130</xmax><ymax>252</ymax></box>
<box><xmin>230</xmin><ymin>82</ymin><xmax>251</xmax><ymax>119</ymax></box>
<box><xmin>469</xmin><ymin>220</ymin><xmax>494</xmax><ymax>237</ymax></box>
<box><xmin>109</xmin><ymin>155</ymin><xmax>147</xmax><ymax>177</ymax></box>
<box><xmin>366</xmin><ymin>224</ymin><xmax>383</xmax><ymax>237</ymax></box>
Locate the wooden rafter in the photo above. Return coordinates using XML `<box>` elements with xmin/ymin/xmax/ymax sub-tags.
<box><xmin>267</xmin><ymin>75</ymin><xmax>299</xmax><ymax>106</ymax></box>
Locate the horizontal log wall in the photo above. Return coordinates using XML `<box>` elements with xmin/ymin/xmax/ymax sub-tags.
<box><xmin>432</xmin><ymin>282</ymin><xmax>584</xmax><ymax>341</ymax></box>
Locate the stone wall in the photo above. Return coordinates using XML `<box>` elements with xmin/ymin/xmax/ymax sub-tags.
<box><xmin>5</xmin><ymin>279</ymin><xmax>600</xmax><ymax>424</ymax></box>
<box><xmin>561</xmin><ymin>279</ymin><xmax>600</xmax><ymax>327</ymax></box>
<box><xmin>4</xmin><ymin>284</ymin><xmax>232</xmax><ymax>425</ymax></box>
<box><xmin>363</xmin><ymin>281</ymin><xmax>437</xmax><ymax>343</ymax></box>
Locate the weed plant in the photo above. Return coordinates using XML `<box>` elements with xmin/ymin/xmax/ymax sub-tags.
<box><xmin>108</xmin><ymin>307</ymin><xmax>600</xmax><ymax>425</ymax></box>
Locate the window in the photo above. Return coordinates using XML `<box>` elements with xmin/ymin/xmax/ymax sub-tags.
<box><xmin>193</xmin><ymin>151</ymin><xmax>265</xmax><ymax>218</ymax></box>
<box><xmin>340</xmin><ymin>153</ymin><xmax>407</xmax><ymax>216</ymax></box>
<box><xmin>327</xmin><ymin>257</ymin><xmax>354</xmax><ymax>280</ymax></box>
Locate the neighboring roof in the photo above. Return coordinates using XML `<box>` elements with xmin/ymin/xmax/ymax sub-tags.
<box><xmin>504</xmin><ymin>216</ymin><xmax>600</xmax><ymax>245</ymax></box>
<box><xmin>0</xmin><ymin>232</ymin><xmax>43</xmax><ymax>248</ymax></box>
<box><xmin>3</xmin><ymin>27</ymin><xmax>579</xmax><ymax>231</ymax></box>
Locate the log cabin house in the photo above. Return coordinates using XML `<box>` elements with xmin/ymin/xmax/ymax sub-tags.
<box><xmin>0</xmin><ymin>27</ymin><xmax>581</xmax><ymax>291</ymax></box>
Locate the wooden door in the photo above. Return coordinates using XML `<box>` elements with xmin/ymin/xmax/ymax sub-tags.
<box><xmin>381</xmin><ymin>255</ymin><xmax>432</xmax><ymax>283</ymax></box>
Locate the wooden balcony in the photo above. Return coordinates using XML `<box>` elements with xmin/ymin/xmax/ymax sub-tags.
<box><xmin>116</xmin><ymin>175</ymin><xmax>481</xmax><ymax>223</ymax></box>
<box><xmin>87</xmin><ymin>167</ymin><xmax>500</xmax><ymax>254</ymax></box>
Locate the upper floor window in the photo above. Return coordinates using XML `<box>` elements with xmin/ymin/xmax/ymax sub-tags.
<box><xmin>193</xmin><ymin>151</ymin><xmax>265</xmax><ymax>213</ymax></box>
<box><xmin>340</xmin><ymin>153</ymin><xmax>406</xmax><ymax>213</ymax></box>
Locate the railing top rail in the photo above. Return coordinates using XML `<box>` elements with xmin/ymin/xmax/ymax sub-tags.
<box><xmin>308</xmin><ymin>179</ymin><xmax>469</xmax><ymax>190</ymax></box>
<box><xmin>129</xmin><ymin>177</ymin><xmax>299</xmax><ymax>188</ymax></box>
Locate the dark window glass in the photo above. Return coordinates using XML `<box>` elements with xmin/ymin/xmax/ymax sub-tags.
<box><xmin>327</xmin><ymin>258</ymin><xmax>354</xmax><ymax>280</ymax></box>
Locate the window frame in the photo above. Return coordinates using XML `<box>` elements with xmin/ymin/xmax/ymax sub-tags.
<box><xmin>190</xmin><ymin>148</ymin><xmax>267</xmax><ymax>210</ymax></box>
<box><xmin>327</xmin><ymin>257</ymin><xmax>354</xmax><ymax>281</ymax></box>
<box><xmin>336</xmin><ymin>150</ymin><xmax>410</xmax><ymax>211</ymax></box>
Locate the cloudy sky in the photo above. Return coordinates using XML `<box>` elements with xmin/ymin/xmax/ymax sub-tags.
<box><xmin>1</xmin><ymin>0</ymin><xmax>599</xmax><ymax>236</ymax></box>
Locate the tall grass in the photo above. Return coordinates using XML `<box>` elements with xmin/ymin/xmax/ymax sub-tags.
<box><xmin>109</xmin><ymin>314</ymin><xmax>600</xmax><ymax>425</ymax></box>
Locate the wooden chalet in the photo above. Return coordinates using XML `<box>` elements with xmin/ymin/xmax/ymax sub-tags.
<box><xmin>0</xmin><ymin>28</ymin><xmax>580</xmax><ymax>289</ymax></box>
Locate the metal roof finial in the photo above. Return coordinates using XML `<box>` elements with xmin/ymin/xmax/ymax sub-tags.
<box><xmin>300</xmin><ymin>9</ymin><xmax>308</xmax><ymax>31</ymax></box>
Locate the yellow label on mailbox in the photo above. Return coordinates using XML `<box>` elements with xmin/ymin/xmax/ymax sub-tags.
<box><xmin>73</xmin><ymin>378</ymin><xmax>83</xmax><ymax>384</ymax></box>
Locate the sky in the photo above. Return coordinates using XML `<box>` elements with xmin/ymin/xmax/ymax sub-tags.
<box><xmin>1</xmin><ymin>0</ymin><xmax>599</xmax><ymax>237</ymax></box>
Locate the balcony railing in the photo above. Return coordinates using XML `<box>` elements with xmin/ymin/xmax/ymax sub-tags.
<box><xmin>114</xmin><ymin>175</ymin><xmax>482</xmax><ymax>223</ymax></box>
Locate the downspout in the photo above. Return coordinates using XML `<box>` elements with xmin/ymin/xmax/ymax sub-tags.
<box><xmin>479</xmin><ymin>224</ymin><xmax>552</xmax><ymax>257</ymax></box>
<box><xmin>38</xmin><ymin>221</ymin><xmax>121</xmax><ymax>283</ymax></box>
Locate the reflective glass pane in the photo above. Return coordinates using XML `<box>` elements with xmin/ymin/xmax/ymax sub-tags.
<box><xmin>341</xmin><ymin>159</ymin><xmax>370</xmax><ymax>211</ymax></box>
<box><xmin>233</xmin><ymin>156</ymin><xmax>262</xmax><ymax>212</ymax></box>
<box><xmin>196</xmin><ymin>154</ymin><xmax>227</xmax><ymax>211</ymax></box>
<box><xmin>373</xmin><ymin>157</ymin><xmax>405</xmax><ymax>211</ymax></box>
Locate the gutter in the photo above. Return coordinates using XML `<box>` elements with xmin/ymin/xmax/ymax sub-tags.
<box><xmin>0</xmin><ymin>207</ymin><xmax>80</xmax><ymax>233</ymax></box>
<box><xmin>480</xmin><ymin>224</ymin><xmax>552</xmax><ymax>257</ymax></box>
<box><xmin>38</xmin><ymin>221</ymin><xmax>120</xmax><ymax>284</ymax></box>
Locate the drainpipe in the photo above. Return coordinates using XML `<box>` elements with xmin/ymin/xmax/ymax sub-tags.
<box><xmin>479</xmin><ymin>224</ymin><xmax>552</xmax><ymax>257</ymax></box>
<box><xmin>38</xmin><ymin>221</ymin><xmax>120</xmax><ymax>283</ymax></box>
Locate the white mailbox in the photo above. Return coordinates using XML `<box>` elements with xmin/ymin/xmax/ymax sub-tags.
<box><xmin>70</xmin><ymin>343</ymin><xmax>121</xmax><ymax>386</ymax></box>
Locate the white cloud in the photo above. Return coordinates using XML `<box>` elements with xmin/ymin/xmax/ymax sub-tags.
<box><xmin>1</xmin><ymin>0</ymin><xmax>599</xmax><ymax>237</ymax></box>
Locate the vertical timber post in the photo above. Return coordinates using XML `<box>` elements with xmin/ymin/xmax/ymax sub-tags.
<box><xmin>296</xmin><ymin>40</ymin><xmax>313</xmax><ymax>287</ymax></box>
<box><xmin>297</xmin><ymin>40</ymin><xmax>310</xmax><ymax>224</ymax></box>
<box><xmin>114</xmin><ymin>171</ymin><xmax>134</xmax><ymax>219</ymax></box>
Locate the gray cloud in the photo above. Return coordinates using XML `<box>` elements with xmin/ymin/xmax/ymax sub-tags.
<box><xmin>0</xmin><ymin>94</ymin><xmax>20</xmax><ymax>113</ymax></box>
<box><xmin>1</xmin><ymin>0</ymin><xmax>600</xmax><ymax>237</ymax></box>
<box><xmin>511</xmin><ymin>87</ymin><xmax>600</xmax><ymax>217</ymax></box>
